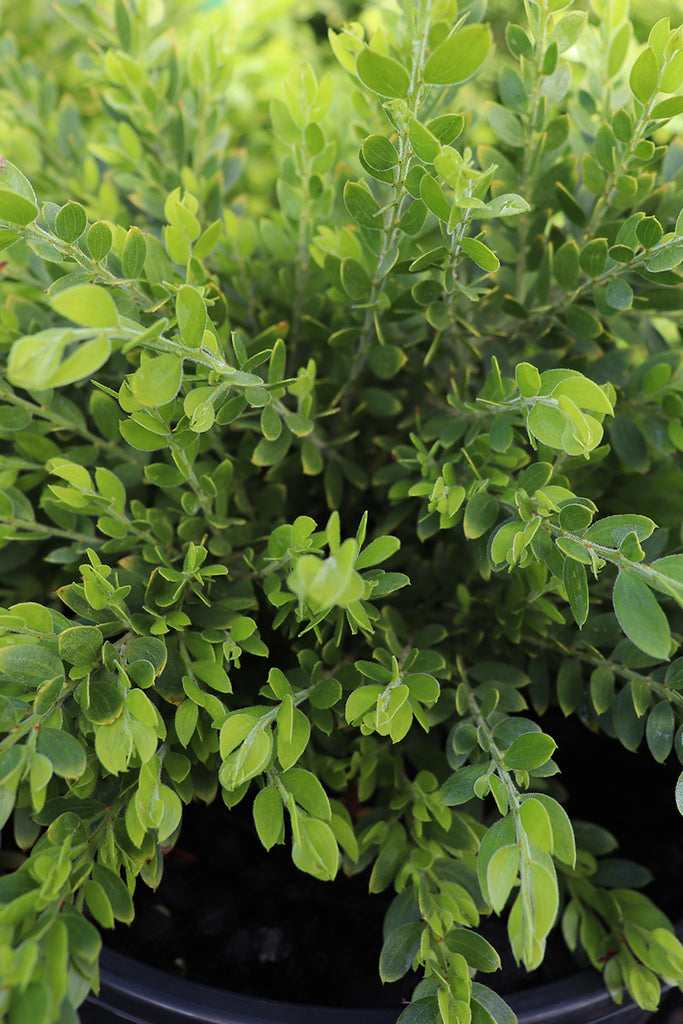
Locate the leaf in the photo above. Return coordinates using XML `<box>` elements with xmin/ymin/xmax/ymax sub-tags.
<box><xmin>676</xmin><ymin>772</ymin><xmax>683</xmax><ymax>816</ymax></box>
<box><xmin>58</xmin><ymin>626</ymin><xmax>103</xmax><ymax>666</ymax></box>
<box><xmin>652</xmin><ymin>96</ymin><xmax>683</xmax><ymax>119</ymax></box>
<box><xmin>486</xmin><ymin>845</ymin><xmax>519</xmax><ymax>912</ymax></box>
<box><xmin>504</xmin><ymin>732</ymin><xmax>557</xmax><ymax>770</ymax></box>
<box><xmin>291</xmin><ymin>816</ymin><xmax>339</xmax><ymax>880</ymax></box>
<box><xmin>464</xmin><ymin>492</ymin><xmax>499</xmax><ymax>540</ymax></box>
<box><xmin>516</xmin><ymin>362</ymin><xmax>541</xmax><ymax>397</ymax></box>
<box><xmin>583</xmin><ymin>515</ymin><xmax>656</xmax><ymax>547</ymax></box>
<box><xmin>630</xmin><ymin>46</ymin><xmax>659</xmax><ymax>103</ymax></box>
<box><xmin>55</xmin><ymin>201</ymin><xmax>87</xmax><ymax>243</ymax></box>
<box><xmin>646</xmin><ymin>701</ymin><xmax>675</xmax><ymax>763</ymax></box>
<box><xmin>356</xmin><ymin>535</ymin><xmax>400</xmax><ymax>569</ymax></box>
<box><xmin>84</xmin><ymin>879</ymin><xmax>115</xmax><ymax>929</ymax></box>
<box><xmin>440</xmin><ymin>763</ymin><xmax>489</xmax><ymax>805</ymax></box>
<box><xmin>551</xmin><ymin>376</ymin><xmax>613</xmax><ymax>415</ymax></box>
<box><xmin>252</xmin><ymin>786</ymin><xmax>284</xmax><ymax>850</ymax></box>
<box><xmin>605</xmin><ymin>278</ymin><xmax>633</xmax><ymax>311</ymax></box>
<box><xmin>530</xmin><ymin>794</ymin><xmax>576</xmax><ymax>866</ymax></box>
<box><xmin>121</xmin><ymin>226</ymin><xmax>147</xmax><ymax>278</ymax></box>
<box><xmin>175</xmin><ymin>285</ymin><xmax>207</xmax><ymax>350</ymax></box>
<box><xmin>361</xmin><ymin>135</ymin><xmax>399</xmax><ymax>171</ymax></box>
<box><xmin>88</xmin><ymin>221</ymin><xmax>113</xmax><ymax>260</ymax></box>
<box><xmin>51</xmin><ymin>284</ymin><xmax>119</xmax><ymax>328</ymax></box>
<box><xmin>613</xmin><ymin>571</ymin><xmax>671</xmax><ymax>661</ymax></box>
<box><xmin>563</xmin><ymin>557</ymin><xmax>589</xmax><ymax>628</ymax></box>
<box><xmin>0</xmin><ymin>189</ymin><xmax>37</xmax><ymax>225</ymax></box>
<box><xmin>340</xmin><ymin>257</ymin><xmax>373</xmax><ymax>301</ymax></box>
<box><xmin>460</xmin><ymin>237</ymin><xmax>500</xmax><ymax>272</ymax></box>
<box><xmin>486</xmin><ymin>103</ymin><xmax>525</xmax><ymax>147</ymax></box>
<box><xmin>646</xmin><ymin>242</ymin><xmax>683</xmax><ymax>272</ymax></box>
<box><xmin>282</xmin><ymin>767</ymin><xmax>331</xmax><ymax>819</ymax></box>
<box><xmin>194</xmin><ymin>220</ymin><xmax>223</xmax><ymax>261</ymax></box>
<box><xmin>0</xmin><ymin>645</ymin><xmax>64</xmax><ymax>687</ymax></box>
<box><xmin>91</xmin><ymin>864</ymin><xmax>134</xmax><ymax>924</ymax></box>
<box><xmin>277</xmin><ymin>706</ymin><xmax>310</xmax><ymax>770</ymax></box>
<box><xmin>423</xmin><ymin>24</ymin><xmax>492</xmax><ymax>85</ymax></box>
<box><xmin>520</xmin><ymin>797</ymin><xmax>553</xmax><ymax>851</ymax></box>
<box><xmin>343</xmin><ymin>182</ymin><xmax>381</xmax><ymax>230</ymax></box>
<box><xmin>8</xmin><ymin>980</ymin><xmax>51</xmax><ymax>1024</ymax></box>
<box><xmin>379</xmin><ymin>923</ymin><xmax>422</xmax><ymax>982</ymax></box>
<box><xmin>130</xmin><ymin>354</ymin><xmax>183</xmax><ymax>408</ymax></box>
<box><xmin>420</xmin><ymin>175</ymin><xmax>451</xmax><ymax>222</ymax></box>
<box><xmin>36</xmin><ymin>728</ymin><xmax>86</xmax><ymax>779</ymax></box>
<box><xmin>471</xmin><ymin>984</ymin><xmax>517</xmax><ymax>1024</ymax></box>
<box><xmin>448</xmin><ymin>929</ymin><xmax>501</xmax><ymax>972</ymax></box>
<box><xmin>356</xmin><ymin>48</ymin><xmax>410</xmax><ymax>98</ymax></box>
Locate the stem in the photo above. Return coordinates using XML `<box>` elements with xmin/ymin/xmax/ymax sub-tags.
<box><xmin>516</xmin><ymin>0</ymin><xmax>552</xmax><ymax>302</ymax></box>
<box><xmin>332</xmin><ymin>3</ymin><xmax>436</xmax><ymax>407</ymax></box>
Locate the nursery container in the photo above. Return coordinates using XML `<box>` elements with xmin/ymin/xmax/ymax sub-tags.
<box><xmin>78</xmin><ymin>946</ymin><xmax>674</xmax><ymax>1024</ymax></box>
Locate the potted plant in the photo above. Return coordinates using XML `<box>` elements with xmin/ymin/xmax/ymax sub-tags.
<box><xmin>1</xmin><ymin>0</ymin><xmax>683</xmax><ymax>1021</ymax></box>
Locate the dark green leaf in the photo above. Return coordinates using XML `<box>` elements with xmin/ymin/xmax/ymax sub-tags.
<box><xmin>564</xmin><ymin>558</ymin><xmax>589</xmax><ymax>627</ymax></box>
<box><xmin>613</xmin><ymin>571</ymin><xmax>671</xmax><ymax>661</ymax></box>
<box><xmin>379</xmin><ymin>923</ymin><xmax>422</xmax><ymax>982</ymax></box>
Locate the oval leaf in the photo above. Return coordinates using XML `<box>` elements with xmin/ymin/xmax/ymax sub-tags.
<box><xmin>613</xmin><ymin>571</ymin><xmax>671</xmax><ymax>661</ymax></box>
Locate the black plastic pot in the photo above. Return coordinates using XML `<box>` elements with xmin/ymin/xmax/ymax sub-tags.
<box><xmin>79</xmin><ymin>947</ymin><xmax>672</xmax><ymax>1024</ymax></box>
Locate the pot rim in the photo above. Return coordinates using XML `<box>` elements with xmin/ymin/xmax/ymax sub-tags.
<box><xmin>91</xmin><ymin>941</ymin><xmax>672</xmax><ymax>1024</ymax></box>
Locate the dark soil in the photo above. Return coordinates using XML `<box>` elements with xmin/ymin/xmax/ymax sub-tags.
<box><xmin>105</xmin><ymin>712</ymin><xmax>683</xmax><ymax>1007</ymax></box>
<box><xmin>107</xmin><ymin>794</ymin><xmax>415</xmax><ymax>1009</ymax></box>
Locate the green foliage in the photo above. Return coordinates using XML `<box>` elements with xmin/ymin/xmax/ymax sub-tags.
<box><xmin>0</xmin><ymin>0</ymin><xmax>683</xmax><ymax>1022</ymax></box>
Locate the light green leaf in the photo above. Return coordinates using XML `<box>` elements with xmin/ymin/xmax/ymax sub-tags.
<box><xmin>504</xmin><ymin>732</ymin><xmax>557</xmax><ymax>770</ymax></box>
<box><xmin>51</xmin><ymin>284</ymin><xmax>119</xmax><ymax>328</ymax></box>
<box><xmin>420</xmin><ymin>175</ymin><xmax>451</xmax><ymax>222</ymax></box>
<box><xmin>356</xmin><ymin>48</ymin><xmax>410</xmax><ymax>98</ymax></box>
<box><xmin>282</xmin><ymin>767</ymin><xmax>331</xmax><ymax>819</ymax></box>
<box><xmin>292</xmin><ymin>816</ymin><xmax>339</xmax><ymax>880</ymax></box>
<box><xmin>629</xmin><ymin>46</ymin><xmax>659</xmax><ymax>103</ymax></box>
<box><xmin>55</xmin><ymin>202</ymin><xmax>87</xmax><ymax>243</ymax></box>
<box><xmin>551</xmin><ymin>376</ymin><xmax>613</xmax><ymax>415</ymax></box>
<box><xmin>516</xmin><ymin>362</ymin><xmax>541</xmax><ymax>397</ymax></box>
<box><xmin>356</xmin><ymin>535</ymin><xmax>400</xmax><ymax>569</ymax></box>
<box><xmin>0</xmin><ymin>189</ymin><xmax>37</xmax><ymax>225</ymax></box>
<box><xmin>88</xmin><ymin>221</ymin><xmax>113</xmax><ymax>260</ymax></box>
<box><xmin>130</xmin><ymin>354</ymin><xmax>183</xmax><ymax>408</ymax></box>
<box><xmin>253</xmin><ymin>786</ymin><xmax>284</xmax><ymax>850</ymax></box>
<box><xmin>176</xmin><ymin>285</ymin><xmax>207</xmax><ymax>350</ymax></box>
<box><xmin>362</xmin><ymin>135</ymin><xmax>399</xmax><ymax>171</ymax></box>
<box><xmin>121</xmin><ymin>226</ymin><xmax>147</xmax><ymax>278</ymax></box>
<box><xmin>520</xmin><ymin>797</ymin><xmax>553</xmax><ymax>851</ymax></box>
<box><xmin>486</xmin><ymin>845</ymin><xmax>519</xmax><ymax>912</ymax></box>
<box><xmin>530</xmin><ymin>794</ymin><xmax>576</xmax><ymax>866</ymax></box>
<box><xmin>423</xmin><ymin>25</ymin><xmax>492</xmax><ymax>86</ymax></box>
<box><xmin>277</xmin><ymin>706</ymin><xmax>310</xmax><ymax>770</ymax></box>
<box><xmin>460</xmin><ymin>237</ymin><xmax>500</xmax><ymax>272</ymax></box>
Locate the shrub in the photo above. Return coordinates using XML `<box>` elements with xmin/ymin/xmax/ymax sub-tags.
<box><xmin>1</xmin><ymin>1</ymin><xmax>683</xmax><ymax>1022</ymax></box>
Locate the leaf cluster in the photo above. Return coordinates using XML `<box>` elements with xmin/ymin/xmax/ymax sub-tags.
<box><xmin>1</xmin><ymin>1</ymin><xmax>683</xmax><ymax>1023</ymax></box>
